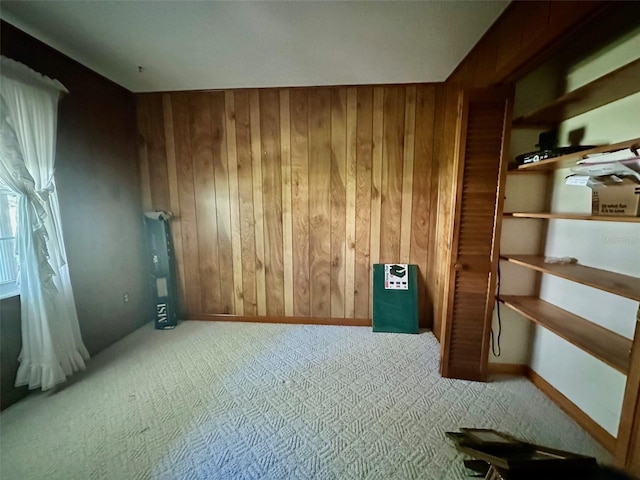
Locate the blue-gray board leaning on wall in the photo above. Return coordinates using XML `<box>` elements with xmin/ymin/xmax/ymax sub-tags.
<box><xmin>144</xmin><ymin>212</ymin><xmax>179</xmax><ymax>329</ymax></box>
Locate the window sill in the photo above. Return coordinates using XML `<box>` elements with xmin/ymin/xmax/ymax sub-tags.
<box><xmin>0</xmin><ymin>283</ymin><xmax>19</xmax><ymax>300</ymax></box>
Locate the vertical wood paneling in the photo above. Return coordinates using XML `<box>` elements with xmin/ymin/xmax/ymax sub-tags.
<box><xmin>136</xmin><ymin>84</ymin><xmax>440</xmax><ymax>322</ymax></box>
<box><xmin>161</xmin><ymin>94</ymin><xmax>187</xmax><ymax>311</ymax></box>
<box><xmin>344</xmin><ymin>88</ymin><xmax>358</xmax><ymax>319</ymax></box>
<box><xmin>400</xmin><ymin>85</ymin><xmax>416</xmax><ymax>263</ymax></box>
<box><xmin>380</xmin><ymin>87</ymin><xmax>405</xmax><ymax>264</ymax></box>
<box><xmin>448</xmin><ymin>1</ymin><xmax>605</xmax><ymax>87</ymax></box>
<box><xmin>280</xmin><ymin>90</ymin><xmax>294</xmax><ymax>316</ymax></box>
<box><xmin>369</xmin><ymin>87</ymin><xmax>385</xmax><ymax>318</ymax></box>
<box><xmin>354</xmin><ymin>88</ymin><xmax>373</xmax><ymax>319</ymax></box>
<box><xmin>233</xmin><ymin>91</ymin><xmax>258</xmax><ymax>316</ymax></box>
<box><xmin>250</xmin><ymin>90</ymin><xmax>267</xmax><ymax>316</ymax></box>
<box><xmin>496</xmin><ymin>12</ymin><xmax>524</xmax><ymax>74</ymax></box>
<box><xmin>260</xmin><ymin>90</ymin><xmax>285</xmax><ymax>316</ymax></box>
<box><xmin>433</xmin><ymin>85</ymin><xmax>458</xmax><ymax>340</ymax></box>
<box><xmin>143</xmin><ymin>95</ymin><xmax>171</xmax><ymax>211</ymax></box>
<box><xmin>190</xmin><ymin>93</ymin><xmax>221</xmax><ymax>313</ymax></box>
<box><xmin>428</xmin><ymin>86</ymin><xmax>446</xmax><ymax>331</ymax></box>
<box><xmin>330</xmin><ymin>88</ymin><xmax>347</xmax><ymax>318</ymax></box>
<box><xmin>309</xmin><ymin>88</ymin><xmax>332</xmax><ymax>318</ymax></box>
<box><xmin>224</xmin><ymin>91</ymin><xmax>244</xmax><ymax>315</ymax></box>
<box><xmin>290</xmin><ymin>89</ymin><xmax>311</xmax><ymax>317</ymax></box>
<box><xmin>411</xmin><ymin>85</ymin><xmax>437</xmax><ymax>328</ymax></box>
<box><xmin>171</xmin><ymin>93</ymin><xmax>202</xmax><ymax>314</ymax></box>
<box><xmin>210</xmin><ymin>93</ymin><xmax>234</xmax><ymax>313</ymax></box>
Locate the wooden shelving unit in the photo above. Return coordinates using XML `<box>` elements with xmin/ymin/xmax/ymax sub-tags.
<box><xmin>500</xmin><ymin>255</ymin><xmax>640</xmax><ymax>302</ymax></box>
<box><xmin>513</xmin><ymin>137</ymin><xmax>640</xmax><ymax>172</ymax></box>
<box><xmin>504</xmin><ymin>212</ymin><xmax>640</xmax><ymax>223</ymax></box>
<box><xmin>499</xmin><ymin>16</ymin><xmax>640</xmax><ymax>468</ymax></box>
<box><xmin>498</xmin><ymin>295</ymin><xmax>632</xmax><ymax>374</ymax></box>
<box><xmin>512</xmin><ymin>58</ymin><xmax>640</xmax><ymax>128</ymax></box>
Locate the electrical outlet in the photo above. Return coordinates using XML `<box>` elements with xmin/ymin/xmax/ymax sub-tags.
<box><xmin>123</xmin><ymin>293</ymin><xmax>129</xmax><ymax>303</ymax></box>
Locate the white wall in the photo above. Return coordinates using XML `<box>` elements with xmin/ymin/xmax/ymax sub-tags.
<box><xmin>488</xmin><ymin>66</ymin><xmax>558</xmax><ymax>366</ymax></box>
<box><xmin>490</xmin><ymin>172</ymin><xmax>547</xmax><ymax>365</ymax></box>
<box><xmin>529</xmin><ymin>29</ymin><xmax>640</xmax><ymax>436</ymax></box>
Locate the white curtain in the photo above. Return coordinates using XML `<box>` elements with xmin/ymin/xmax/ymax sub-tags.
<box><xmin>0</xmin><ymin>56</ymin><xmax>89</xmax><ymax>390</ymax></box>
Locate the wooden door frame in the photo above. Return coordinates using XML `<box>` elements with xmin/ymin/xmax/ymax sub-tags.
<box><xmin>616</xmin><ymin>318</ymin><xmax>640</xmax><ymax>472</ymax></box>
<box><xmin>438</xmin><ymin>88</ymin><xmax>467</xmax><ymax>377</ymax></box>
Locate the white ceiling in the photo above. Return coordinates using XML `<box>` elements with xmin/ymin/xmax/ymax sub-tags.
<box><xmin>1</xmin><ymin>1</ymin><xmax>509</xmax><ymax>93</ymax></box>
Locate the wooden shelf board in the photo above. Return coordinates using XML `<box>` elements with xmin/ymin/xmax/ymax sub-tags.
<box><xmin>500</xmin><ymin>254</ymin><xmax>640</xmax><ymax>302</ymax></box>
<box><xmin>512</xmin><ymin>138</ymin><xmax>640</xmax><ymax>172</ymax></box>
<box><xmin>498</xmin><ymin>295</ymin><xmax>631</xmax><ymax>374</ymax></box>
<box><xmin>512</xmin><ymin>58</ymin><xmax>640</xmax><ymax>127</ymax></box>
<box><xmin>506</xmin><ymin>169</ymin><xmax>551</xmax><ymax>175</ymax></box>
<box><xmin>504</xmin><ymin>212</ymin><xmax>640</xmax><ymax>223</ymax></box>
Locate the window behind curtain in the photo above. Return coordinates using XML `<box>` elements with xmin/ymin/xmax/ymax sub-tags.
<box><xmin>0</xmin><ymin>193</ymin><xmax>18</xmax><ymax>288</ymax></box>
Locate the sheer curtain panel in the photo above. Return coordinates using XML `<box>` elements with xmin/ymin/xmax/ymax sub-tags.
<box><xmin>0</xmin><ymin>56</ymin><xmax>89</xmax><ymax>390</ymax></box>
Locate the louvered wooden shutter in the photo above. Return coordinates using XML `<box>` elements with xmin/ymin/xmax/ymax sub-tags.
<box><xmin>440</xmin><ymin>87</ymin><xmax>512</xmax><ymax>381</ymax></box>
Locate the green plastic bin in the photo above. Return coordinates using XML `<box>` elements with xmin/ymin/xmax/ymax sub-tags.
<box><xmin>372</xmin><ymin>264</ymin><xmax>419</xmax><ymax>334</ymax></box>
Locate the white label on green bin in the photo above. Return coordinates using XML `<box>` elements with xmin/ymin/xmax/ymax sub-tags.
<box><xmin>384</xmin><ymin>264</ymin><xmax>408</xmax><ymax>290</ymax></box>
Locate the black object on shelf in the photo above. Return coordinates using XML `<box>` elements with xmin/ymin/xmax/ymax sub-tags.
<box><xmin>515</xmin><ymin>129</ymin><xmax>596</xmax><ymax>166</ymax></box>
<box><xmin>515</xmin><ymin>145</ymin><xmax>597</xmax><ymax>167</ymax></box>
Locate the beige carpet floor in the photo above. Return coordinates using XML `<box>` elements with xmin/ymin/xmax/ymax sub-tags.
<box><xmin>1</xmin><ymin>321</ymin><xmax>610</xmax><ymax>479</ymax></box>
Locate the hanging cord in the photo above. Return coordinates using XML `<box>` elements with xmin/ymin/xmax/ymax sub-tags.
<box><xmin>491</xmin><ymin>264</ymin><xmax>502</xmax><ymax>357</ymax></box>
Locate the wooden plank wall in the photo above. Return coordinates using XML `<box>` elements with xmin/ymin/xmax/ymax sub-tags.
<box><xmin>431</xmin><ymin>84</ymin><xmax>459</xmax><ymax>341</ymax></box>
<box><xmin>136</xmin><ymin>85</ymin><xmax>441</xmax><ymax>326</ymax></box>
<box><xmin>447</xmin><ymin>1</ymin><xmax>607</xmax><ymax>87</ymax></box>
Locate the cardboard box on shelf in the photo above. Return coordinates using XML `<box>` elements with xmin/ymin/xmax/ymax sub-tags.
<box><xmin>590</xmin><ymin>177</ymin><xmax>640</xmax><ymax>216</ymax></box>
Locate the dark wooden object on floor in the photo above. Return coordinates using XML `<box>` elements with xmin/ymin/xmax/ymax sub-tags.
<box><xmin>447</xmin><ymin>428</ymin><xmax>599</xmax><ymax>480</ymax></box>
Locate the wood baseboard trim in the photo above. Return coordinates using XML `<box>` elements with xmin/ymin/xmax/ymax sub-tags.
<box><xmin>525</xmin><ymin>366</ymin><xmax>617</xmax><ymax>453</ymax></box>
<box><xmin>186</xmin><ymin>314</ymin><xmax>372</xmax><ymax>327</ymax></box>
<box><xmin>487</xmin><ymin>363</ymin><xmax>527</xmax><ymax>376</ymax></box>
